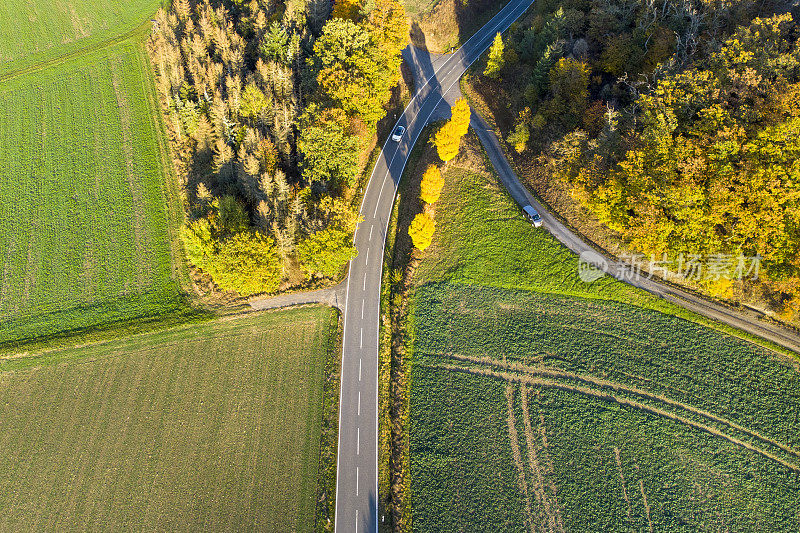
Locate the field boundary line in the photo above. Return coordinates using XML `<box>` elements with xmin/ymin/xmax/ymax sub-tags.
<box><xmin>432</xmin><ymin>362</ymin><xmax>800</xmax><ymax>473</ymax></box>
<box><xmin>436</xmin><ymin>351</ymin><xmax>800</xmax><ymax>460</ymax></box>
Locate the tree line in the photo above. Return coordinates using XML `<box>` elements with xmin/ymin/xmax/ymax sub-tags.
<box><xmin>149</xmin><ymin>0</ymin><xmax>407</xmax><ymax>295</ymax></box>
<box><xmin>477</xmin><ymin>0</ymin><xmax>800</xmax><ymax>319</ymax></box>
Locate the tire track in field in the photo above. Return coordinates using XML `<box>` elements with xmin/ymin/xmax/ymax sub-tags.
<box><xmin>613</xmin><ymin>447</ymin><xmax>632</xmax><ymax>523</ymax></box>
<box><xmin>519</xmin><ymin>385</ymin><xmax>564</xmax><ymax>533</ymax></box>
<box><xmin>436</xmin><ymin>351</ymin><xmax>800</xmax><ymax>462</ymax></box>
<box><xmin>638</xmin><ymin>477</ymin><xmax>654</xmax><ymax>533</ymax></box>
<box><xmin>430</xmin><ymin>362</ymin><xmax>800</xmax><ymax>473</ymax></box>
<box><xmin>505</xmin><ymin>384</ymin><xmax>536</xmax><ymax>533</ymax></box>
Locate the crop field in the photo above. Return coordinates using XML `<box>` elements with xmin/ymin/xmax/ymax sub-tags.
<box><xmin>0</xmin><ymin>3</ymin><xmax>185</xmax><ymax>346</ymax></box>
<box><xmin>0</xmin><ymin>0</ymin><xmax>162</xmax><ymax>76</ymax></box>
<box><xmin>0</xmin><ymin>306</ymin><xmax>339</xmax><ymax>531</ymax></box>
<box><xmin>405</xmin><ymin>140</ymin><xmax>800</xmax><ymax>530</ymax></box>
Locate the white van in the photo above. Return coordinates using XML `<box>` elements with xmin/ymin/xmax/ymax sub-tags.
<box><xmin>522</xmin><ymin>205</ymin><xmax>543</xmax><ymax>227</ymax></box>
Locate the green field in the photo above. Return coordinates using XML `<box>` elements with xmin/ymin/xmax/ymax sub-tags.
<box><xmin>0</xmin><ymin>306</ymin><xmax>339</xmax><ymax>530</ymax></box>
<box><xmin>0</xmin><ymin>2</ymin><xmax>186</xmax><ymax>346</ymax></box>
<box><xmin>405</xmin><ymin>139</ymin><xmax>800</xmax><ymax>530</ymax></box>
<box><xmin>0</xmin><ymin>0</ymin><xmax>162</xmax><ymax>76</ymax></box>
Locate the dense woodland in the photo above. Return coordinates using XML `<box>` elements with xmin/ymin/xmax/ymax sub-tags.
<box><xmin>149</xmin><ymin>0</ymin><xmax>406</xmax><ymax>295</ymax></box>
<box><xmin>478</xmin><ymin>0</ymin><xmax>800</xmax><ymax>319</ymax></box>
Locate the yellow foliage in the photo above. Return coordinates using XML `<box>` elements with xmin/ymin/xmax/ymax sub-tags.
<box><xmin>433</xmin><ymin>121</ymin><xmax>461</xmax><ymax>162</ymax></box>
<box><xmin>332</xmin><ymin>0</ymin><xmax>361</xmax><ymax>20</ymax></box>
<box><xmin>703</xmin><ymin>278</ymin><xmax>734</xmax><ymax>299</ymax></box>
<box><xmin>419</xmin><ymin>165</ymin><xmax>444</xmax><ymax>205</ymax></box>
<box><xmin>408</xmin><ymin>212</ymin><xmax>436</xmax><ymax>251</ymax></box>
<box><xmin>450</xmin><ymin>98</ymin><xmax>472</xmax><ymax>138</ymax></box>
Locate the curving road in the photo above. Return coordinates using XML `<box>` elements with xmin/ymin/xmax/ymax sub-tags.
<box><xmin>329</xmin><ymin>0</ymin><xmax>800</xmax><ymax>530</ymax></box>
<box><xmin>333</xmin><ymin>2</ymin><xmax>537</xmax><ymax>531</ymax></box>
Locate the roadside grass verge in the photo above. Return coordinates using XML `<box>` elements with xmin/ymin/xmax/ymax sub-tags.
<box><xmin>0</xmin><ymin>306</ymin><xmax>340</xmax><ymax>531</ymax></box>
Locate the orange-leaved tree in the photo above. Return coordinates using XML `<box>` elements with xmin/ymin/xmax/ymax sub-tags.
<box><xmin>408</xmin><ymin>212</ymin><xmax>436</xmax><ymax>251</ymax></box>
<box><xmin>419</xmin><ymin>165</ymin><xmax>444</xmax><ymax>205</ymax></box>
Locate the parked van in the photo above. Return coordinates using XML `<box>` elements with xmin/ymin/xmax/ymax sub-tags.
<box><xmin>522</xmin><ymin>205</ymin><xmax>543</xmax><ymax>227</ymax></box>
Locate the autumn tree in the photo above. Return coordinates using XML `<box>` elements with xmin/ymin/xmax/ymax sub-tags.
<box><xmin>433</xmin><ymin>121</ymin><xmax>461</xmax><ymax>162</ymax></box>
<box><xmin>212</xmin><ymin>232</ymin><xmax>282</xmax><ymax>296</ymax></box>
<box><xmin>419</xmin><ymin>165</ymin><xmax>444</xmax><ymax>205</ymax></box>
<box><xmin>546</xmin><ymin>57</ymin><xmax>590</xmax><ymax>129</ymax></box>
<box><xmin>507</xmin><ymin>122</ymin><xmax>530</xmax><ymax>153</ymax></box>
<box><xmin>331</xmin><ymin>0</ymin><xmax>361</xmax><ymax>20</ymax></box>
<box><xmin>298</xmin><ymin>107</ymin><xmax>360</xmax><ymax>188</ymax></box>
<box><xmin>296</xmin><ymin>227</ymin><xmax>358</xmax><ymax>278</ymax></box>
<box><xmin>314</xmin><ymin>9</ymin><xmax>406</xmax><ymax>127</ymax></box>
<box><xmin>484</xmin><ymin>33</ymin><xmax>505</xmax><ymax>78</ymax></box>
<box><xmin>433</xmin><ymin>99</ymin><xmax>471</xmax><ymax>162</ymax></box>
<box><xmin>180</xmin><ymin>200</ymin><xmax>282</xmax><ymax>296</ymax></box>
<box><xmin>408</xmin><ymin>212</ymin><xmax>436</xmax><ymax>251</ymax></box>
<box><xmin>239</xmin><ymin>84</ymin><xmax>268</xmax><ymax>124</ymax></box>
<box><xmin>450</xmin><ymin>98</ymin><xmax>471</xmax><ymax>138</ymax></box>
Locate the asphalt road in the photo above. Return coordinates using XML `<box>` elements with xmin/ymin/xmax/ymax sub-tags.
<box><xmin>333</xmin><ymin>2</ymin><xmax>537</xmax><ymax>531</ymax></box>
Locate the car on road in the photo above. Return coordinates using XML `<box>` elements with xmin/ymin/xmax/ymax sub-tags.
<box><xmin>523</xmin><ymin>205</ymin><xmax>543</xmax><ymax>227</ymax></box>
<box><xmin>391</xmin><ymin>125</ymin><xmax>406</xmax><ymax>142</ymax></box>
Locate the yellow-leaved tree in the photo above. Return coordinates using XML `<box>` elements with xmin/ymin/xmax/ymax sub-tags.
<box><xmin>433</xmin><ymin>99</ymin><xmax>471</xmax><ymax>162</ymax></box>
<box><xmin>484</xmin><ymin>32</ymin><xmax>505</xmax><ymax>78</ymax></box>
<box><xmin>450</xmin><ymin>98</ymin><xmax>472</xmax><ymax>137</ymax></box>
<box><xmin>433</xmin><ymin>121</ymin><xmax>461</xmax><ymax>162</ymax></box>
<box><xmin>419</xmin><ymin>165</ymin><xmax>444</xmax><ymax>205</ymax></box>
<box><xmin>331</xmin><ymin>0</ymin><xmax>360</xmax><ymax>20</ymax></box>
<box><xmin>408</xmin><ymin>212</ymin><xmax>436</xmax><ymax>251</ymax></box>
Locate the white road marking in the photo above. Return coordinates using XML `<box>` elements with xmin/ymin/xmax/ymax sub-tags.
<box><xmin>356</xmin><ymin>467</ymin><xmax>359</xmax><ymax>496</ymax></box>
<box><xmin>357</xmin><ymin>428</ymin><xmax>360</xmax><ymax>455</ymax></box>
<box><xmin>359</xmin><ymin>359</ymin><xmax>362</xmax><ymax>381</ymax></box>
<box><xmin>365</xmin><ymin>248</ymin><xmax>370</xmax><ymax>265</ymax></box>
<box><xmin>361</xmin><ymin>299</ymin><xmax>365</xmax><ymax>319</ymax></box>
<box><xmin>334</xmin><ymin>4</ymin><xmax>535</xmax><ymax>531</ymax></box>
<box><xmin>363</xmin><ymin>272</ymin><xmax>367</xmax><ymax>291</ymax></box>
<box><xmin>360</xmin><ymin>328</ymin><xmax>363</xmax><ymax>349</ymax></box>
<box><xmin>358</xmin><ymin>391</ymin><xmax>361</xmax><ymax>416</ymax></box>
<box><xmin>368</xmin><ymin>225</ymin><xmax>374</xmax><ymax>240</ymax></box>
<box><xmin>374</xmin><ymin>178</ymin><xmax>388</xmax><ymax>218</ymax></box>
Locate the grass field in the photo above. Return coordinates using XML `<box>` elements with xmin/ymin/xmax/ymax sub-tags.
<box><xmin>0</xmin><ymin>306</ymin><xmax>339</xmax><ymax>531</ymax></box>
<box><xmin>0</xmin><ymin>0</ymin><xmax>162</xmax><ymax>76</ymax></box>
<box><xmin>0</xmin><ymin>2</ymin><xmax>186</xmax><ymax>346</ymax></box>
<box><xmin>402</xmin><ymin>135</ymin><xmax>800</xmax><ymax>530</ymax></box>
